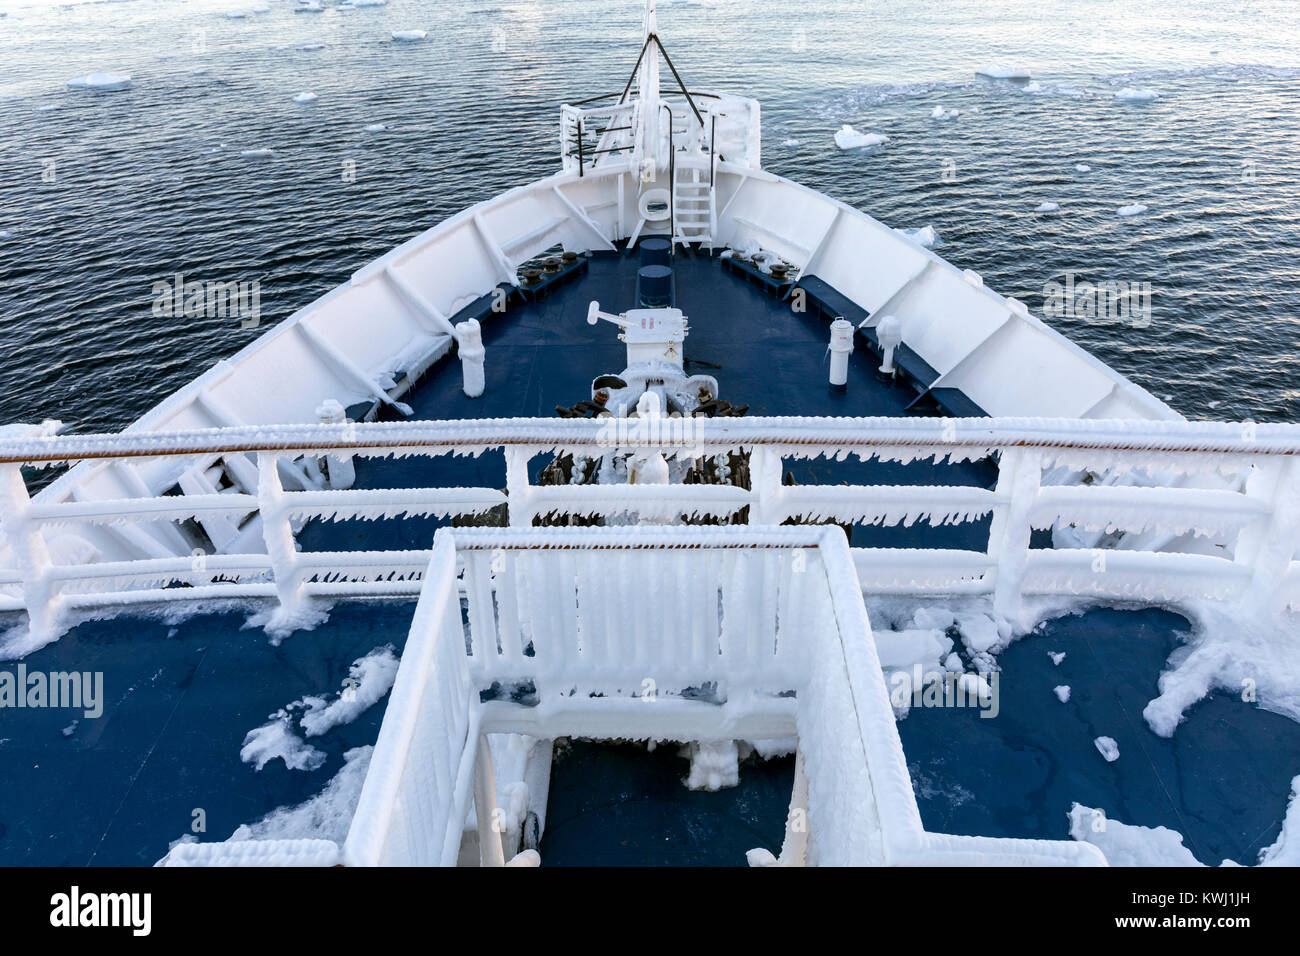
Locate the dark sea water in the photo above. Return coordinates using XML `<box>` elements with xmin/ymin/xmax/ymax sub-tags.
<box><xmin>0</xmin><ymin>0</ymin><xmax>1298</xmax><ymax>433</ymax></box>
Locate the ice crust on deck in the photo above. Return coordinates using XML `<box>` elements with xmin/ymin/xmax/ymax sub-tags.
<box><xmin>299</xmin><ymin>645</ymin><xmax>399</xmax><ymax>737</ymax></box>
<box><xmin>240</xmin><ymin>714</ymin><xmax>326</xmax><ymax>771</ymax></box>
<box><xmin>834</xmin><ymin>125</ymin><xmax>889</xmax><ymax>149</ymax></box>
<box><xmin>1067</xmin><ymin>803</ymin><xmax>1206</xmax><ymax>866</ymax></box>
<box><xmin>1093</xmin><ymin>735</ymin><xmax>1120</xmax><ymax>762</ymax></box>
<box><xmin>1259</xmin><ymin>775</ymin><xmax>1300</xmax><ymax>866</ymax></box>
<box><xmin>1054</xmin><ymin>685</ymin><xmax>1071</xmax><ymax>703</ymax></box>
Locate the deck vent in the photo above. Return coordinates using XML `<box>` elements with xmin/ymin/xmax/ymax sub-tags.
<box><xmin>640</xmin><ymin>237</ymin><xmax>672</xmax><ymax>268</ymax></box>
<box><xmin>637</xmin><ymin>264</ymin><xmax>673</xmax><ymax>307</ymax></box>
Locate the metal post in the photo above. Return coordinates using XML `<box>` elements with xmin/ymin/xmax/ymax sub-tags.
<box><xmin>474</xmin><ymin>735</ymin><xmax>506</xmax><ymax>866</ymax></box>
<box><xmin>256</xmin><ymin>452</ymin><xmax>304</xmax><ymax>616</ymax></box>
<box><xmin>986</xmin><ymin>446</ymin><xmax>1041</xmax><ymax>629</ymax></box>
<box><xmin>0</xmin><ymin>463</ymin><xmax>57</xmax><ymax>642</ymax></box>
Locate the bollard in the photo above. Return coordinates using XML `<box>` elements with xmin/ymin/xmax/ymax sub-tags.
<box><xmin>455</xmin><ymin>318</ymin><xmax>485</xmax><ymax>398</ymax></box>
<box><xmin>828</xmin><ymin>318</ymin><xmax>853</xmax><ymax>392</ymax></box>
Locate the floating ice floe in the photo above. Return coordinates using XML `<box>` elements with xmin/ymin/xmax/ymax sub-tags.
<box><xmin>1117</xmin><ymin>203</ymin><xmax>1148</xmax><ymax>217</ymax></box>
<box><xmin>929</xmin><ymin>105</ymin><xmax>960</xmax><ymax>120</ymax></box>
<box><xmin>896</xmin><ymin>225</ymin><xmax>941</xmax><ymax>249</ymax></box>
<box><xmin>0</xmin><ymin>230</ymin><xmax>11</xmax><ymax>239</ymax></box>
<box><xmin>1054</xmin><ymin>685</ymin><xmax>1071</xmax><ymax>703</ymax></box>
<box><xmin>1094</xmin><ymin>735</ymin><xmax>1120</xmax><ymax>762</ymax></box>
<box><xmin>363</xmin><ymin>122</ymin><xmax>387</xmax><ymax>132</ymax></box>
<box><xmin>392</xmin><ymin>29</ymin><xmax>427</xmax><ymax>42</ymax></box>
<box><xmin>295</xmin><ymin>1</ymin><xmax>324</xmax><ymax>12</ymax></box>
<box><xmin>341</xmin><ymin>0</ymin><xmax>387</xmax><ymax>6</ymax></box>
<box><xmin>239</xmin><ymin>147</ymin><xmax>275</xmax><ymax>158</ymax></box>
<box><xmin>833</xmin><ymin>124</ymin><xmax>888</xmax><ymax>149</ymax></box>
<box><xmin>297</xmin><ymin>42</ymin><xmax>325</xmax><ymax>51</ymax></box>
<box><xmin>1114</xmin><ymin>87</ymin><xmax>1160</xmax><ymax>102</ymax></box>
<box><xmin>1075</xmin><ymin>163</ymin><xmax>1091</xmax><ymax>172</ymax></box>
<box><xmin>66</xmin><ymin>73</ymin><xmax>133</xmax><ymax>92</ymax></box>
<box><xmin>780</xmin><ymin>138</ymin><xmax>801</xmax><ymax>146</ymax></box>
<box><xmin>252</xmin><ymin>3</ymin><xmax>270</xmax><ymax>11</ymax></box>
<box><xmin>225</xmin><ymin>9</ymin><xmax>248</xmax><ymax>18</ymax></box>
<box><xmin>1035</xmin><ymin>201</ymin><xmax>1060</xmax><ymax>212</ymax></box>
<box><xmin>292</xmin><ymin>91</ymin><xmax>318</xmax><ymax>104</ymax></box>
<box><xmin>975</xmin><ymin>64</ymin><xmax>1031</xmax><ymax>80</ymax></box>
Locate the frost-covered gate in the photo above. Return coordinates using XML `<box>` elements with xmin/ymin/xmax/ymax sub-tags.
<box><xmin>163</xmin><ymin>525</ymin><xmax>1105</xmax><ymax>867</ymax></box>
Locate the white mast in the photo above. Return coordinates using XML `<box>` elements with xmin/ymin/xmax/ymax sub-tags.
<box><xmin>639</xmin><ymin>0</ymin><xmax>663</xmax><ymax>173</ymax></box>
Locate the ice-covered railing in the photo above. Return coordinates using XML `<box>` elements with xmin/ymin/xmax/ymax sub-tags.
<box><xmin>330</xmin><ymin>525</ymin><xmax>1103</xmax><ymax>866</ymax></box>
<box><xmin>2</xmin><ymin>416</ymin><xmax>1298</xmax><ymax>644</ymax></box>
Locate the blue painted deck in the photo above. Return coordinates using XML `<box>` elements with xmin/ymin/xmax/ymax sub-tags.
<box><xmin>1</xmin><ymin>248</ymin><xmax>1295</xmax><ymax>865</ymax></box>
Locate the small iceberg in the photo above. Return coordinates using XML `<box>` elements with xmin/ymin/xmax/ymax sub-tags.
<box><xmin>1114</xmin><ymin>87</ymin><xmax>1160</xmax><ymax>102</ymax></box>
<box><xmin>1035</xmin><ymin>201</ymin><xmax>1060</xmax><ymax>212</ymax></box>
<box><xmin>834</xmin><ymin>124</ymin><xmax>888</xmax><ymax>149</ymax></box>
<box><xmin>66</xmin><ymin>73</ymin><xmax>133</xmax><ymax>92</ymax></box>
<box><xmin>896</xmin><ymin>225</ymin><xmax>941</xmax><ymax>249</ymax></box>
<box><xmin>1117</xmin><ymin>203</ymin><xmax>1148</xmax><ymax>217</ymax></box>
<box><xmin>292</xmin><ymin>91</ymin><xmax>319</xmax><ymax>104</ymax></box>
<box><xmin>1075</xmin><ymin>163</ymin><xmax>1091</xmax><ymax>172</ymax></box>
<box><xmin>363</xmin><ymin>123</ymin><xmax>387</xmax><ymax>132</ymax></box>
<box><xmin>976</xmin><ymin>64</ymin><xmax>1031</xmax><ymax>80</ymax></box>
<box><xmin>239</xmin><ymin>147</ymin><xmax>275</xmax><ymax>158</ymax></box>
<box><xmin>1094</xmin><ymin>736</ymin><xmax>1120</xmax><ymax>762</ymax></box>
<box><xmin>295</xmin><ymin>1</ymin><xmax>324</xmax><ymax>12</ymax></box>
<box><xmin>391</xmin><ymin>29</ymin><xmax>427</xmax><ymax>42</ymax></box>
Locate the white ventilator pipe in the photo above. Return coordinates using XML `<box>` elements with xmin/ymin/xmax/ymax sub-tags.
<box><xmin>455</xmin><ymin>318</ymin><xmax>485</xmax><ymax>398</ymax></box>
<box><xmin>828</xmin><ymin>318</ymin><xmax>854</xmax><ymax>391</ymax></box>
<box><xmin>875</xmin><ymin>314</ymin><xmax>903</xmax><ymax>376</ymax></box>
<box><xmin>315</xmin><ymin>399</ymin><xmax>355</xmax><ymax>489</ymax></box>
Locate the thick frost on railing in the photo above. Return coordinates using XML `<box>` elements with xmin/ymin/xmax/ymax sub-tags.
<box><xmin>2</xmin><ymin>416</ymin><xmax>1298</xmax><ymax>648</ymax></box>
<box><xmin>331</xmin><ymin>525</ymin><xmax>1103</xmax><ymax>867</ymax></box>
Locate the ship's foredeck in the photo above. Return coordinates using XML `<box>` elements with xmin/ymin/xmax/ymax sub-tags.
<box><xmin>2</xmin><ymin>248</ymin><xmax>1298</xmax><ymax>867</ymax></box>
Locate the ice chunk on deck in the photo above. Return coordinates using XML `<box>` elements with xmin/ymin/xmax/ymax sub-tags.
<box><xmin>1049</xmin><ymin>651</ymin><xmax>1066</xmax><ymax>665</ymax></box>
<box><xmin>392</xmin><ymin>29</ymin><xmax>427</xmax><ymax>41</ymax></box>
<box><xmin>1067</xmin><ymin>804</ymin><xmax>1203</xmax><ymax>866</ymax></box>
<box><xmin>241</xmin><ymin>715</ymin><xmax>326</xmax><ymax>771</ymax></box>
<box><xmin>1259</xmin><ymin>775</ymin><xmax>1300</xmax><ymax>866</ymax></box>
<box><xmin>1114</xmin><ymin>87</ymin><xmax>1160</xmax><ymax>102</ymax></box>
<box><xmin>1093</xmin><ymin>735</ymin><xmax>1120</xmax><ymax>762</ymax></box>
<box><xmin>1054</xmin><ymin>685</ymin><xmax>1071</xmax><ymax>703</ymax></box>
<box><xmin>67</xmin><ymin>73</ymin><xmax>132</xmax><ymax>92</ymax></box>
<box><xmin>1117</xmin><ymin>203</ymin><xmax>1148</xmax><ymax>217</ymax></box>
<box><xmin>300</xmin><ymin>646</ymin><xmax>399</xmax><ymax>737</ymax></box>
<box><xmin>976</xmin><ymin>64</ymin><xmax>1031</xmax><ymax>80</ymax></box>
<box><xmin>834</xmin><ymin>124</ymin><xmax>888</xmax><ymax>149</ymax></box>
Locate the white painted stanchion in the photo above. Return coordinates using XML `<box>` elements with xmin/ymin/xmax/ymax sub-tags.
<box><xmin>315</xmin><ymin>399</ymin><xmax>355</xmax><ymax>490</ymax></box>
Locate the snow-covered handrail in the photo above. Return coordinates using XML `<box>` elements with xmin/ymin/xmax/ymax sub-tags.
<box><xmin>3</xmin><ymin>415</ymin><xmax>1298</xmax><ymax>647</ymax></box>
<box><xmin>0</xmin><ymin>416</ymin><xmax>1296</xmax><ymax>464</ymax></box>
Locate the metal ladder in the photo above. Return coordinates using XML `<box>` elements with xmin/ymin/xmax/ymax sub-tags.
<box><xmin>672</xmin><ymin>164</ymin><xmax>714</xmax><ymax>251</ymax></box>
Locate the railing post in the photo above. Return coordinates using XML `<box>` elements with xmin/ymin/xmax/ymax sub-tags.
<box><xmin>474</xmin><ymin>734</ymin><xmax>506</xmax><ymax>867</ymax></box>
<box><xmin>1238</xmin><ymin>455</ymin><xmax>1300</xmax><ymax>617</ymax></box>
<box><xmin>0</xmin><ymin>463</ymin><xmax>58</xmax><ymax>643</ymax></box>
<box><xmin>748</xmin><ymin>447</ymin><xmax>783</xmax><ymax>525</ymax></box>
<box><xmin>505</xmin><ymin>448</ymin><xmax>533</xmax><ymax>527</ymax></box>
<box><xmin>986</xmin><ymin>447</ymin><xmax>1041</xmax><ymax>631</ymax></box>
<box><xmin>256</xmin><ymin>452</ymin><xmax>304</xmax><ymax>619</ymax></box>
